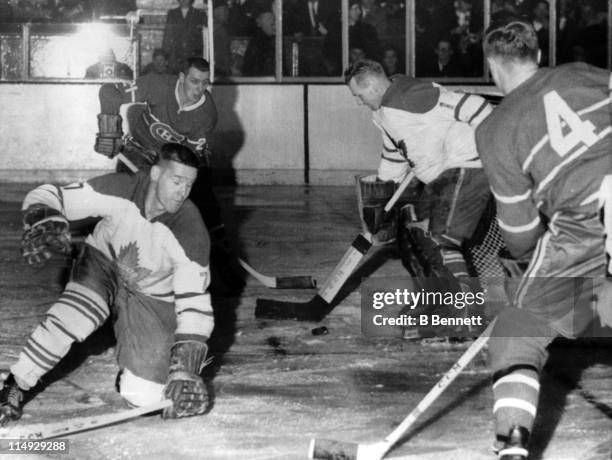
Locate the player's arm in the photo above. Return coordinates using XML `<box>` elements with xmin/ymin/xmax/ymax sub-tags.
<box><xmin>373</xmin><ymin>120</ymin><xmax>411</xmax><ymax>183</ymax></box>
<box><xmin>438</xmin><ymin>87</ymin><xmax>493</xmax><ymax>127</ymax></box>
<box><xmin>95</xmin><ymin>74</ymin><xmax>155</xmax><ymax>157</ymax></box>
<box><xmin>184</xmin><ymin>94</ymin><xmax>218</xmax><ymax>166</ymax></box>
<box><xmin>163</xmin><ymin>207</ymin><xmax>213</xmax><ymax>418</ymax></box>
<box><xmin>476</xmin><ymin>125</ymin><xmax>545</xmax><ymax>260</ymax></box>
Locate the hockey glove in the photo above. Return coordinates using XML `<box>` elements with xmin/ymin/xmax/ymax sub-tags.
<box><xmin>94</xmin><ymin>113</ymin><xmax>124</xmax><ymax>158</ymax></box>
<box><xmin>163</xmin><ymin>341</ymin><xmax>210</xmax><ymax>419</ymax></box>
<box><xmin>0</xmin><ymin>374</ymin><xmax>24</xmax><ymax>426</ymax></box>
<box><xmin>21</xmin><ymin>204</ymin><xmax>71</xmax><ymax>267</ymax></box>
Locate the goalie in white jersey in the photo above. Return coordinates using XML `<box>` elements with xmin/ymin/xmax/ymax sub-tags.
<box><xmin>345</xmin><ymin>59</ymin><xmax>494</xmax><ymax>335</ymax></box>
<box><xmin>0</xmin><ymin>143</ymin><xmax>214</xmax><ymax>423</ymax></box>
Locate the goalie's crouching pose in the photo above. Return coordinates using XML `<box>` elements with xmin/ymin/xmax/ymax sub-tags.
<box><xmin>347</xmin><ymin>59</ymin><xmax>494</xmax><ymax>337</ymax></box>
<box><xmin>0</xmin><ymin>143</ymin><xmax>213</xmax><ymax>425</ymax></box>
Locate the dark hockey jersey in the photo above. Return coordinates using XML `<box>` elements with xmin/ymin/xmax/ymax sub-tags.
<box><xmin>476</xmin><ymin>62</ymin><xmax>612</xmax><ymax>258</ymax></box>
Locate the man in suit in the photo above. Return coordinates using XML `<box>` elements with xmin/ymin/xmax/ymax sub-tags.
<box><xmin>163</xmin><ymin>0</ymin><xmax>207</xmax><ymax>74</ymax></box>
<box><xmin>360</xmin><ymin>0</ymin><xmax>387</xmax><ymax>37</ymax></box>
<box><xmin>418</xmin><ymin>38</ymin><xmax>461</xmax><ymax>78</ymax></box>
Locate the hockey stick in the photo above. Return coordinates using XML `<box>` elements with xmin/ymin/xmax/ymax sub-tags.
<box><xmin>115</xmin><ymin>155</ymin><xmax>316</xmax><ymax>290</ymax></box>
<box><xmin>237</xmin><ymin>258</ymin><xmax>316</xmax><ymax>289</ymax></box>
<box><xmin>308</xmin><ymin>318</ymin><xmax>496</xmax><ymax>460</ymax></box>
<box><xmin>254</xmin><ymin>172</ymin><xmax>415</xmax><ymax>321</ymax></box>
<box><xmin>0</xmin><ymin>400</ymin><xmax>171</xmax><ymax>440</ymax></box>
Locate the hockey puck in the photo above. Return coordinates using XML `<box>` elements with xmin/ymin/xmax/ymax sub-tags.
<box><xmin>311</xmin><ymin>326</ymin><xmax>329</xmax><ymax>336</ymax></box>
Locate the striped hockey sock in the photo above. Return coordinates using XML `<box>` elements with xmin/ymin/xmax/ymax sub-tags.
<box><xmin>492</xmin><ymin>368</ymin><xmax>539</xmax><ymax>458</ymax></box>
<box><xmin>11</xmin><ymin>282</ymin><xmax>109</xmax><ymax>388</ymax></box>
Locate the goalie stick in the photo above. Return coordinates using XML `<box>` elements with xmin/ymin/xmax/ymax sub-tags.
<box><xmin>237</xmin><ymin>259</ymin><xmax>316</xmax><ymax>289</ymax></box>
<box><xmin>116</xmin><ymin>155</ymin><xmax>316</xmax><ymax>290</ymax></box>
<box><xmin>308</xmin><ymin>319</ymin><xmax>496</xmax><ymax>460</ymax></box>
<box><xmin>0</xmin><ymin>400</ymin><xmax>171</xmax><ymax>440</ymax></box>
<box><xmin>254</xmin><ymin>172</ymin><xmax>415</xmax><ymax>321</ymax></box>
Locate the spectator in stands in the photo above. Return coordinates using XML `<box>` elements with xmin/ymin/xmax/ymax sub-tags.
<box><xmin>576</xmin><ymin>2</ymin><xmax>607</xmax><ymax>68</ymax></box>
<box><xmin>349</xmin><ymin>0</ymin><xmax>381</xmax><ymax>61</ymax></box>
<box><xmin>360</xmin><ymin>0</ymin><xmax>387</xmax><ymax>37</ymax></box>
<box><xmin>162</xmin><ymin>0</ymin><xmax>207</xmax><ymax>74</ymax></box>
<box><xmin>349</xmin><ymin>46</ymin><xmax>366</xmax><ymax>65</ymax></box>
<box><xmin>283</xmin><ymin>0</ymin><xmax>340</xmax><ymax>76</ymax></box>
<box><xmin>454</xmin><ymin>31</ymin><xmax>482</xmax><ymax>77</ymax></box>
<box><xmin>141</xmin><ymin>48</ymin><xmax>172</xmax><ymax>76</ymax></box>
<box><xmin>227</xmin><ymin>0</ymin><xmax>253</xmax><ymax>36</ymax></box>
<box><xmin>0</xmin><ymin>0</ymin><xmax>14</xmax><ymax>21</ymax></box>
<box><xmin>242</xmin><ymin>8</ymin><xmax>275</xmax><ymax>76</ymax></box>
<box><xmin>382</xmin><ymin>0</ymin><xmax>406</xmax><ymax>36</ymax></box>
<box><xmin>85</xmin><ymin>48</ymin><xmax>133</xmax><ymax>80</ymax></box>
<box><xmin>284</xmin><ymin>0</ymin><xmax>338</xmax><ymax>37</ymax></box>
<box><xmin>381</xmin><ymin>44</ymin><xmax>402</xmax><ymax>76</ymax></box>
<box><xmin>418</xmin><ymin>38</ymin><xmax>460</xmax><ymax>78</ymax></box>
<box><xmin>213</xmin><ymin>0</ymin><xmax>233</xmax><ymax>78</ymax></box>
<box><xmin>531</xmin><ymin>0</ymin><xmax>549</xmax><ymax>66</ymax></box>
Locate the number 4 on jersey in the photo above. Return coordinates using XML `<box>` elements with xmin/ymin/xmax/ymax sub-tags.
<box><xmin>543</xmin><ymin>90</ymin><xmax>598</xmax><ymax>156</ymax></box>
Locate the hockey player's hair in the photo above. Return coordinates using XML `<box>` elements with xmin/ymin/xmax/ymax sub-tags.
<box><xmin>344</xmin><ymin>59</ymin><xmax>386</xmax><ymax>85</ymax></box>
<box><xmin>483</xmin><ymin>17</ymin><xmax>539</xmax><ymax>62</ymax></box>
<box><xmin>183</xmin><ymin>57</ymin><xmax>211</xmax><ymax>75</ymax></box>
<box><xmin>158</xmin><ymin>143</ymin><xmax>200</xmax><ymax>169</ymax></box>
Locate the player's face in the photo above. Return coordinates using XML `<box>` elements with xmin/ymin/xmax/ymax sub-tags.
<box><xmin>348</xmin><ymin>77</ymin><xmax>380</xmax><ymax>111</ymax></box>
<box><xmin>179</xmin><ymin>67</ymin><xmax>211</xmax><ymax>105</ymax></box>
<box><xmin>154</xmin><ymin>161</ymin><xmax>198</xmax><ymax>214</ymax></box>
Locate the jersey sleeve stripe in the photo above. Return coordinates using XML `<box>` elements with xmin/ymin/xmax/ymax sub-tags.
<box><xmin>497</xmin><ymin>216</ymin><xmax>541</xmax><ymax>234</ymax></box>
<box><xmin>381</xmin><ymin>154</ymin><xmax>407</xmax><ymax>163</ymax></box>
<box><xmin>453</xmin><ymin>93</ymin><xmax>470</xmax><ymax>121</ymax></box>
<box><xmin>580</xmin><ymin>191</ymin><xmax>600</xmax><ymax>206</ymax></box>
<box><xmin>178</xmin><ymin>307</ymin><xmax>214</xmax><ymax>317</ymax></box>
<box><xmin>175</xmin><ymin>333</ymin><xmax>208</xmax><ymax>343</ymax></box>
<box><xmin>492</xmin><ymin>188</ymin><xmax>532</xmax><ymax>204</ymax></box>
<box><xmin>149</xmin><ymin>290</ymin><xmax>175</xmax><ymax>298</ymax></box>
<box><xmin>175</xmin><ymin>292</ymin><xmax>206</xmax><ymax>300</ymax></box>
<box><xmin>522</xmin><ymin>135</ymin><xmax>549</xmax><ymax>173</ymax></box>
<box><xmin>467</xmin><ymin>99</ymin><xmax>490</xmax><ymax>124</ymax></box>
<box><xmin>577</xmin><ymin>97</ymin><xmax>611</xmax><ymax>115</ymax></box>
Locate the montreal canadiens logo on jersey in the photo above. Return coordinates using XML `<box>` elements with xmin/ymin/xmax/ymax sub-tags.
<box><xmin>149</xmin><ymin>122</ymin><xmax>186</xmax><ymax>144</ymax></box>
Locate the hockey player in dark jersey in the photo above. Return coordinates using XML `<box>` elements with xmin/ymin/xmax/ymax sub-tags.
<box><xmin>345</xmin><ymin>59</ymin><xmax>493</xmax><ymax>336</ymax></box>
<box><xmin>476</xmin><ymin>18</ymin><xmax>612</xmax><ymax>460</ymax></box>
<box><xmin>0</xmin><ymin>143</ymin><xmax>213</xmax><ymax>423</ymax></box>
<box><xmin>95</xmin><ymin>56</ymin><xmax>245</xmax><ymax>294</ymax></box>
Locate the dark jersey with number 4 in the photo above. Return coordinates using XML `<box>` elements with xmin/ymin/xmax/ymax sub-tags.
<box><xmin>476</xmin><ymin>62</ymin><xmax>612</xmax><ymax>258</ymax></box>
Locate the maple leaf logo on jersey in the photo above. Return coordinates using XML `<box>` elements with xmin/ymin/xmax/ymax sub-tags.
<box><xmin>109</xmin><ymin>242</ymin><xmax>152</xmax><ymax>290</ymax></box>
